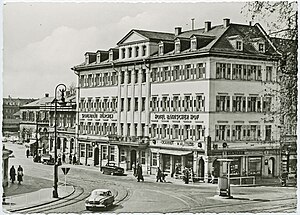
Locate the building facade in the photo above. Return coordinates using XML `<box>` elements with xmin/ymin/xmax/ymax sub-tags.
<box><xmin>2</xmin><ymin>97</ymin><xmax>36</xmax><ymax>134</ymax></box>
<box><xmin>73</xmin><ymin>18</ymin><xmax>282</xmax><ymax>180</ymax></box>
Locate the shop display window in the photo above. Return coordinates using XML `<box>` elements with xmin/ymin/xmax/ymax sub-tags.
<box><xmin>248</xmin><ymin>157</ymin><xmax>262</xmax><ymax>176</ymax></box>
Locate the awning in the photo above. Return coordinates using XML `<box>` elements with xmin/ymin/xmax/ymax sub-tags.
<box><xmin>159</xmin><ymin>149</ymin><xmax>192</xmax><ymax>156</ymax></box>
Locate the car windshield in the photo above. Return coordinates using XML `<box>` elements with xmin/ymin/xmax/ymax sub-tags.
<box><xmin>91</xmin><ymin>191</ymin><xmax>106</xmax><ymax>196</ymax></box>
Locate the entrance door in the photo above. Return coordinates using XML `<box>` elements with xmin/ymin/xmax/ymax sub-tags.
<box><xmin>130</xmin><ymin>150</ymin><xmax>137</xmax><ymax>170</ymax></box>
<box><xmin>268</xmin><ymin>157</ymin><xmax>275</xmax><ymax>177</ymax></box>
<box><xmin>94</xmin><ymin>147</ymin><xmax>99</xmax><ymax>166</ymax></box>
<box><xmin>213</xmin><ymin>159</ymin><xmax>220</xmax><ymax>177</ymax></box>
<box><xmin>198</xmin><ymin>158</ymin><xmax>205</xmax><ymax>179</ymax></box>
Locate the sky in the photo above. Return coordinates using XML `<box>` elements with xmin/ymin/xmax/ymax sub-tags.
<box><xmin>3</xmin><ymin>1</ymin><xmax>257</xmax><ymax>98</ymax></box>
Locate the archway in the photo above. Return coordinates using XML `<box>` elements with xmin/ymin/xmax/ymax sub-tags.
<box><xmin>130</xmin><ymin>150</ymin><xmax>137</xmax><ymax>170</ymax></box>
<box><xmin>94</xmin><ymin>147</ymin><xmax>99</xmax><ymax>166</ymax></box>
<box><xmin>198</xmin><ymin>158</ymin><xmax>205</xmax><ymax>179</ymax></box>
<box><xmin>268</xmin><ymin>157</ymin><xmax>275</xmax><ymax>177</ymax></box>
<box><xmin>213</xmin><ymin>159</ymin><xmax>220</xmax><ymax>177</ymax></box>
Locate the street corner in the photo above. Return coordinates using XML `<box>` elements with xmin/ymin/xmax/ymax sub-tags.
<box><xmin>57</xmin><ymin>185</ymin><xmax>75</xmax><ymax>199</ymax></box>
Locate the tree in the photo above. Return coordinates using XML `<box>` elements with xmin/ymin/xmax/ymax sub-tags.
<box><xmin>67</xmin><ymin>82</ymin><xmax>77</xmax><ymax>96</ymax></box>
<box><xmin>243</xmin><ymin>1</ymin><xmax>298</xmax><ymax>132</ymax></box>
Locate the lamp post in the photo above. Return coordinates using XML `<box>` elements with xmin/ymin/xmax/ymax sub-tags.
<box><xmin>53</xmin><ymin>83</ymin><xmax>66</xmax><ymax>198</ymax></box>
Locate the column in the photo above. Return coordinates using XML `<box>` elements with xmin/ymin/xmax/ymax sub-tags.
<box><xmin>117</xmin><ymin>70</ymin><xmax>122</xmax><ymax>136</ymax></box>
<box><xmin>123</xmin><ymin>70</ymin><xmax>129</xmax><ymax>137</ymax></box>
<box><xmin>145</xmin><ymin>67</ymin><xmax>151</xmax><ymax>137</ymax></box>
<box><xmin>204</xmin><ymin>156</ymin><xmax>209</xmax><ymax>183</ymax></box>
<box><xmin>130</xmin><ymin>69</ymin><xmax>135</xmax><ymax>137</ymax></box>
<box><xmin>137</xmin><ymin>68</ymin><xmax>143</xmax><ymax>137</ymax></box>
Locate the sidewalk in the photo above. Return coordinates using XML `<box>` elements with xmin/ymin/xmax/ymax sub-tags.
<box><xmin>2</xmin><ymin>185</ymin><xmax>74</xmax><ymax>212</ymax></box>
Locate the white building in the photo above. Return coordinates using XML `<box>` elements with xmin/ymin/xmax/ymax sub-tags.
<box><xmin>72</xmin><ymin>18</ymin><xmax>281</xmax><ymax>181</ymax></box>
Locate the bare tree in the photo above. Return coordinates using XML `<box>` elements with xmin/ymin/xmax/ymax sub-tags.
<box><xmin>67</xmin><ymin>82</ymin><xmax>77</xmax><ymax>96</ymax></box>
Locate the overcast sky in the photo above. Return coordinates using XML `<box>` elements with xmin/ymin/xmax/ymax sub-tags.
<box><xmin>3</xmin><ymin>1</ymin><xmax>255</xmax><ymax>98</ymax></box>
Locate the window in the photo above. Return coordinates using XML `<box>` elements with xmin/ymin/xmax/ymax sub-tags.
<box><xmin>135</xmin><ymin>98</ymin><xmax>138</xmax><ymax>111</ymax></box>
<box><xmin>88</xmin><ymin>144</ymin><xmax>93</xmax><ymax>158</ymax></box>
<box><xmin>128</xmin><ymin>47</ymin><xmax>132</xmax><ymax>58</ymax></box>
<box><xmin>127</xmin><ymin>98</ymin><xmax>131</xmax><ymax>111</ymax></box>
<box><xmin>266</xmin><ymin>66</ymin><xmax>272</xmax><ymax>82</ymax></box>
<box><xmin>175</xmin><ymin>42</ymin><xmax>180</xmax><ymax>53</ymax></box>
<box><xmin>80</xmin><ymin>144</ymin><xmax>85</xmax><ymax>157</ymax></box>
<box><xmin>216</xmin><ymin>63</ymin><xmax>230</xmax><ymax>79</ymax></box>
<box><xmin>236</xmin><ymin>40</ymin><xmax>242</xmax><ymax>50</ymax></box>
<box><xmin>121</xmin><ymin>98</ymin><xmax>124</xmax><ymax>111</ymax></box>
<box><xmin>263</xmin><ymin>97</ymin><xmax>272</xmax><ymax>112</ymax></box>
<box><xmin>216</xmin><ymin>95</ymin><xmax>230</xmax><ymax>112</ymax></box>
<box><xmin>196</xmin><ymin>63</ymin><xmax>206</xmax><ymax>79</ymax></box>
<box><xmin>120</xmin><ymin>71</ymin><xmax>125</xmax><ymax>84</ymax></box>
<box><xmin>120</xmin><ymin>149</ymin><xmax>126</xmax><ymax>162</ymax></box>
<box><xmin>248</xmin><ymin>97</ymin><xmax>257</xmax><ymax>112</ymax></box>
<box><xmin>142</xmin><ymin>98</ymin><xmax>146</xmax><ymax>111</ymax></box>
<box><xmin>135</xmin><ymin>46</ymin><xmax>139</xmax><ymax>57</ymax></box>
<box><xmin>110</xmin><ymin>147</ymin><xmax>115</xmax><ymax>161</ymax></box>
<box><xmin>215</xmin><ymin>125</ymin><xmax>226</xmax><ymax>141</ymax></box>
<box><xmin>191</xmin><ymin>40</ymin><xmax>197</xmax><ymax>50</ymax></box>
<box><xmin>142</xmin><ymin>70</ymin><xmax>146</xmax><ymax>83</ymax></box>
<box><xmin>122</xmin><ymin>48</ymin><xmax>126</xmax><ymax>58</ymax></box>
<box><xmin>152</xmin><ymin>152</ymin><xmax>158</xmax><ymax>166</ymax></box>
<box><xmin>128</xmin><ymin>71</ymin><xmax>131</xmax><ymax>84</ymax></box>
<box><xmin>159</xmin><ymin>45</ymin><xmax>163</xmax><ymax>55</ymax></box>
<box><xmin>258</xmin><ymin>43</ymin><xmax>265</xmax><ymax>52</ymax></box>
<box><xmin>135</xmin><ymin>70</ymin><xmax>139</xmax><ymax>83</ymax></box>
<box><xmin>102</xmin><ymin>146</ymin><xmax>107</xmax><ymax>159</ymax></box>
<box><xmin>142</xmin><ymin>45</ymin><xmax>147</xmax><ymax>56</ymax></box>
<box><xmin>151</xmin><ymin>68</ymin><xmax>157</xmax><ymax>82</ymax></box>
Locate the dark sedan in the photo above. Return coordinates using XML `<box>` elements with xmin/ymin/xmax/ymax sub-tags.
<box><xmin>101</xmin><ymin>163</ymin><xmax>124</xmax><ymax>175</ymax></box>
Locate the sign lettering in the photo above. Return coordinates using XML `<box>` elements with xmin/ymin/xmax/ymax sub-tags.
<box><xmin>153</xmin><ymin>114</ymin><xmax>200</xmax><ymax>121</ymax></box>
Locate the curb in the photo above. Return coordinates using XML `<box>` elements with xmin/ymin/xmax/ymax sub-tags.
<box><xmin>7</xmin><ymin>185</ymin><xmax>75</xmax><ymax>213</ymax></box>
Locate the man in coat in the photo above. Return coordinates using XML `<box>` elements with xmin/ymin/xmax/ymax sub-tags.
<box><xmin>156</xmin><ymin>167</ymin><xmax>163</xmax><ymax>182</ymax></box>
<box><xmin>10</xmin><ymin>166</ymin><xmax>16</xmax><ymax>183</ymax></box>
<box><xmin>136</xmin><ymin>164</ymin><xmax>144</xmax><ymax>182</ymax></box>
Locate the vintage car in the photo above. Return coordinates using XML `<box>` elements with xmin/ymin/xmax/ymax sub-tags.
<box><xmin>85</xmin><ymin>189</ymin><xmax>114</xmax><ymax>210</ymax></box>
<box><xmin>41</xmin><ymin>154</ymin><xmax>55</xmax><ymax>165</ymax></box>
<box><xmin>100</xmin><ymin>163</ymin><xmax>124</xmax><ymax>175</ymax></box>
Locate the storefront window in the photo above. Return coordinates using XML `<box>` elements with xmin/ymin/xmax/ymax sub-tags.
<box><xmin>102</xmin><ymin>146</ymin><xmax>107</xmax><ymax>160</ymax></box>
<box><xmin>230</xmin><ymin>158</ymin><xmax>241</xmax><ymax>176</ymax></box>
<box><xmin>110</xmin><ymin>146</ymin><xmax>115</xmax><ymax>161</ymax></box>
<box><xmin>162</xmin><ymin>154</ymin><xmax>171</xmax><ymax>172</ymax></box>
<box><xmin>120</xmin><ymin>149</ymin><xmax>126</xmax><ymax>162</ymax></box>
<box><xmin>80</xmin><ymin>144</ymin><xmax>85</xmax><ymax>157</ymax></box>
<box><xmin>186</xmin><ymin>154</ymin><xmax>193</xmax><ymax>168</ymax></box>
<box><xmin>248</xmin><ymin>157</ymin><xmax>262</xmax><ymax>176</ymax></box>
<box><xmin>87</xmin><ymin>144</ymin><xmax>93</xmax><ymax>158</ymax></box>
<box><xmin>152</xmin><ymin>153</ymin><xmax>158</xmax><ymax>166</ymax></box>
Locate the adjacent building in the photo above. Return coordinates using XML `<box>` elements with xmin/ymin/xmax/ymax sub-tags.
<box><xmin>72</xmin><ymin>18</ymin><xmax>282</xmax><ymax>181</ymax></box>
<box><xmin>2</xmin><ymin>96</ymin><xmax>36</xmax><ymax>134</ymax></box>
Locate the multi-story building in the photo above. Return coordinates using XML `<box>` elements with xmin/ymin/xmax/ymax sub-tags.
<box><xmin>2</xmin><ymin>96</ymin><xmax>36</xmax><ymax>134</ymax></box>
<box><xmin>72</xmin><ymin>18</ymin><xmax>282</xmax><ymax>181</ymax></box>
<box><xmin>48</xmin><ymin>95</ymin><xmax>77</xmax><ymax>163</ymax></box>
<box><xmin>19</xmin><ymin>94</ymin><xmax>52</xmax><ymax>155</ymax></box>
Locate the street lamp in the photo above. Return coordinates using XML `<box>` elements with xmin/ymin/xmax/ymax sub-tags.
<box><xmin>52</xmin><ymin>83</ymin><xmax>66</xmax><ymax>198</ymax></box>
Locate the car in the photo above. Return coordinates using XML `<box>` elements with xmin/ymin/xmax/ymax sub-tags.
<box><xmin>100</xmin><ymin>163</ymin><xmax>124</xmax><ymax>175</ymax></box>
<box><xmin>85</xmin><ymin>189</ymin><xmax>114</xmax><ymax>210</ymax></box>
<box><xmin>41</xmin><ymin>154</ymin><xmax>55</xmax><ymax>165</ymax></box>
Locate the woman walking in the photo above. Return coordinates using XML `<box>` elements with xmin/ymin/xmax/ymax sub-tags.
<box><xmin>17</xmin><ymin>165</ymin><xmax>24</xmax><ymax>184</ymax></box>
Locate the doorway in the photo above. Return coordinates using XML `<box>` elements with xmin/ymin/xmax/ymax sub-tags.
<box><xmin>130</xmin><ymin>150</ymin><xmax>137</xmax><ymax>170</ymax></box>
<box><xmin>94</xmin><ymin>147</ymin><xmax>99</xmax><ymax>166</ymax></box>
<box><xmin>198</xmin><ymin>158</ymin><xmax>205</xmax><ymax>179</ymax></box>
<box><xmin>268</xmin><ymin>157</ymin><xmax>275</xmax><ymax>177</ymax></box>
<box><xmin>213</xmin><ymin>159</ymin><xmax>220</xmax><ymax>177</ymax></box>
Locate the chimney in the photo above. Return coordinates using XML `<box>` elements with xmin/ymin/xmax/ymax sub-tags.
<box><xmin>175</xmin><ymin>27</ymin><xmax>182</xmax><ymax>36</ymax></box>
<box><xmin>205</xmin><ymin>21</ymin><xmax>211</xmax><ymax>32</ymax></box>
<box><xmin>45</xmin><ymin>93</ymin><xmax>49</xmax><ymax>97</ymax></box>
<box><xmin>249</xmin><ymin>21</ymin><xmax>252</xmax><ymax>26</ymax></box>
<box><xmin>223</xmin><ymin>18</ymin><xmax>230</xmax><ymax>28</ymax></box>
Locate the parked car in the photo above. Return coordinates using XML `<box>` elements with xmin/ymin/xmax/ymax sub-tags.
<box><xmin>41</xmin><ymin>154</ymin><xmax>55</xmax><ymax>165</ymax></box>
<box><xmin>85</xmin><ymin>189</ymin><xmax>114</xmax><ymax>210</ymax></box>
<box><xmin>101</xmin><ymin>163</ymin><xmax>124</xmax><ymax>175</ymax></box>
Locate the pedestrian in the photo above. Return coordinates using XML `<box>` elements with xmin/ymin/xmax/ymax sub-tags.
<box><xmin>17</xmin><ymin>165</ymin><xmax>23</xmax><ymax>184</ymax></box>
<box><xmin>183</xmin><ymin>167</ymin><xmax>189</xmax><ymax>184</ymax></box>
<box><xmin>62</xmin><ymin>153</ymin><xmax>66</xmax><ymax>163</ymax></box>
<box><xmin>72</xmin><ymin>155</ymin><xmax>77</xmax><ymax>165</ymax></box>
<box><xmin>156</xmin><ymin>167</ymin><xmax>163</xmax><ymax>182</ymax></box>
<box><xmin>26</xmin><ymin>149</ymin><xmax>30</xmax><ymax>158</ymax></box>
<box><xmin>9</xmin><ymin>166</ymin><xmax>16</xmax><ymax>183</ymax></box>
<box><xmin>136</xmin><ymin>164</ymin><xmax>144</xmax><ymax>182</ymax></box>
<box><xmin>69</xmin><ymin>154</ymin><xmax>72</xmax><ymax>164</ymax></box>
<box><xmin>132</xmin><ymin>163</ymin><xmax>136</xmax><ymax>177</ymax></box>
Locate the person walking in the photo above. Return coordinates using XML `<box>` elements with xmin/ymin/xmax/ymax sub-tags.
<box><xmin>26</xmin><ymin>149</ymin><xmax>30</xmax><ymax>158</ymax></box>
<box><xmin>17</xmin><ymin>165</ymin><xmax>23</xmax><ymax>184</ymax></box>
<box><xmin>72</xmin><ymin>154</ymin><xmax>77</xmax><ymax>165</ymax></box>
<box><xmin>156</xmin><ymin>167</ymin><xmax>163</xmax><ymax>182</ymax></box>
<box><xmin>183</xmin><ymin>167</ymin><xmax>190</xmax><ymax>184</ymax></box>
<box><xmin>137</xmin><ymin>164</ymin><xmax>144</xmax><ymax>182</ymax></box>
<box><xmin>9</xmin><ymin>166</ymin><xmax>16</xmax><ymax>183</ymax></box>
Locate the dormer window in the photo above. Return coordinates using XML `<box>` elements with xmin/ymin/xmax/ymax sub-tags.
<box><xmin>109</xmin><ymin>52</ymin><xmax>113</xmax><ymax>61</ymax></box>
<box><xmin>85</xmin><ymin>55</ymin><xmax>89</xmax><ymax>64</ymax></box>
<box><xmin>159</xmin><ymin>45</ymin><xmax>164</xmax><ymax>55</ymax></box>
<box><xmin>175</xmin><ymin>42</ymin><xmax>180</xmax><ymax>53</ymax></box>
<box><xmin>236</xmin><ymin>40</ymin><xmax>243</xmax><ymax>50</ymax></box>
<box><xmin>258</xmin><ymin>43</ymin><xmax>265</xmax><ymax>52</ymax></box>
<box><xmin>97</xmin><ymin>53</ymin><xmax>101</xmax><ymax>63</ymax></box>
<box><xmin>191</xmin><ymin>40</ymin><xmax>197</xmax><ymax>51</ymax></box>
